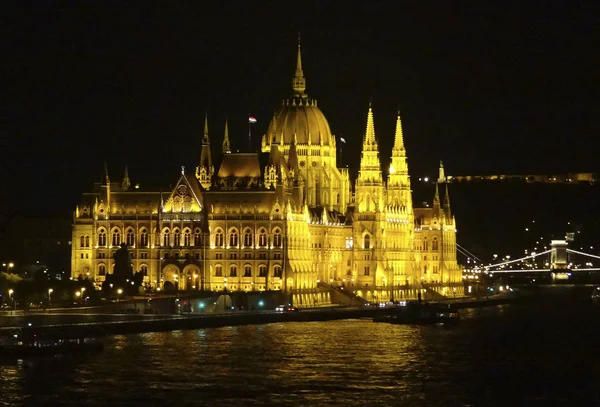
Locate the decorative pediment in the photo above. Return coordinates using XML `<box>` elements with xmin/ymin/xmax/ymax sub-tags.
<box><xmin>163</xmin><ymin>172</ymin><xmax>203</xmax><ymax>213</ymax></box>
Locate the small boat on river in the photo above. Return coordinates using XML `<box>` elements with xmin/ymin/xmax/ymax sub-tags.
<box><xmin>373</xmin><ymin>302</ymin><xmax>460</xmax><ymax>326</ymax></box>
<box><xmin>0</xmin><ymin>326</ymin><xmax>103</xmax><ymax>360</ymax></box>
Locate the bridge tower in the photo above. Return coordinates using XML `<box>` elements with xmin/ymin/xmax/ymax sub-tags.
<box><xmin>550</xmin><ymin>240</ymin><xmax>568</xmax><ymax>270</ymax></box>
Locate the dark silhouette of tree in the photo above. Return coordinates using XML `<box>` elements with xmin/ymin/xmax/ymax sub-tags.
<box><xmin>113</xmin><ymin>243</ymin><xmax>133</xmax><ymax>284</ymax></box>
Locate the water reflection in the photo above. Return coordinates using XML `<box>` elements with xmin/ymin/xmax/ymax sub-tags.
<box><xmin>2</xmin><ymin>302</ymin><xmax>600</xmax><ymax>406</ymax></box>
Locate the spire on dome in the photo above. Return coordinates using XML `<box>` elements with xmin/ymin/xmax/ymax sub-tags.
<box><xmin>222</xmin><ymin>117</ymin><xmax>231</xmax><ymax>153</ymax></box>
<box><xmin>199</xmin><ymin>113</ymin><xmax>212</xmax><ymax>169</ymax></box>
<box><xmin>292</xmin><ymin>34</ymin><xmax>306</xmax><ymax>96</ymax></box>
<box><xmin>104</xmin><ymin>161</ymin><xmax>110</xmax><ymax>184</ymax></box>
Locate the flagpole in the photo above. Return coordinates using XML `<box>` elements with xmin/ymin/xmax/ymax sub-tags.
<box><xmin>248</xmin><ymin>115</ymin><xmax>252</xmax><ymax>150</ymax></box>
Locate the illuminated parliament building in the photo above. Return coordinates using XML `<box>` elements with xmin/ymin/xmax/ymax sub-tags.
<box><xmin>71</xmin><ymin>43</ymin><xmax>462</xmax><ymax>302</ymax></box>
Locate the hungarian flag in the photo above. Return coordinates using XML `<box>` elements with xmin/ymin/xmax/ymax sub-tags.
<box><xmin>339</xmin><ymin>137</ymin><xmax>346</xmax><ymax>143</ymax></box>
<box><xmin>249</xmin><ymin>116</ymin><xmax>257</xmax><ymax>123</ymax></box>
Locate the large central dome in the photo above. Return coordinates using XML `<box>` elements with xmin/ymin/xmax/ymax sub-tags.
<box><xmin>265</xmin><ymin>42</ymin><xmax>334</xmax><ymax>147</ymax></box>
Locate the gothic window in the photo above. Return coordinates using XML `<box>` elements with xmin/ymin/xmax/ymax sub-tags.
<box><xmin>85</xmin><ymin>236</ymin><xmax>90</xmax><ymax>247</ymax></box>
<box><xmin>112</xmin><ymin>230</ymin><xmax>121</xmax><ymax>246</ymax></box>
<box><xmin>229</xmin><ymin>265</ymin><xmax>237</xmax><ymax>277</ymax></box>
<box><xmin>273</xmin><ymin>265</ymin><xmax>282</xmax><ymax>278</ymax></box>
<box><xmin>424</xmin><ymin>265</ymin><xmax>428</xmax><ymax>274</ymax></box>
<box><xmin>259</xmin><ymin>265</ymin><xmax>267</xmax><ymax>277</ymax></box>
<box><xmin>98</xmin><ymin>264</ymin><xmax>106</xmax><ymax>276</ymax></box>
<box><xmin>244</xmin><ymin>230</ymin><xmax>253</xmax><ymax>247</ymax></box>
<box><xmin>229</xmin><ymin>229</ymin><xmax>239</xmax><ymax>247</ymax></box>
<box><xmin>423</xmin><ymin>239</ymin><xmax>429</xmax><ymax>251</ymax></box>
<box><xmin>126</xmin><ymin>230</ymin><xmax>135</xmax><ymax>246</ymax></box>
<box><xmin>80</xmin><ymin>236</ymin><xmax>85</xmax><ymax>248</ymax></box>
<box><xmin>215</xmin><ymin>265</ymin><xmax>223</xmax><ymax>277</ymax></box>
<box><xmin>183</xmin><ymin>196</ymin><xmax>192</xmax><ymax>212</ymax></box>
<box><xmin>173</xmin><ymin>229</ymin><xmax>181</xmax><ymax>247</ymax></box>
<box><xmin>215</xmin><ymin>230</ymin><xmax>224</xmax><ymax>247</ymax></box>
<box><xmin>258</xmin><ymin>229</ymin><xmax>267</xmax><ymax>247</ymax></box>
<box><xmin>364</xmin><ymin>235</ymin><xmax>371</xmax><ymax>249</ymax></box>
<box><xmin>432</xmin><ymin>239</ymin><xmax>439</xmax><ymax>251</ymax></box>
<box><xmin>163</xmin><ymin>230</ymin><xmax>171</xmax><ymax>247</ymax></box>
<box><xmin>140</xmin><ymin>230</ymin><xmax>149</xmax><ymax>247</ymax></box>
<box><xmin>173</xmin><ymin>196</ymin><xmax>182</xmax><ymax>212</ymax></box>
<box><xmin>364</xmin><ymin>265</ymin><xmax>370</xmax><ymax>276</ymax></box>
<box><xmin>273</xmin><ymin>229</ymin><xmax>282</xmax><ymax>247</ymax></box>
<box><xmin>244</xmin><ymin>265</ymin><xmax>252</xmax><ymax>277</ymax></box>
<box><xmin>183</xmin><ymin>229</ymin><xmax>191</xmax><ymax>246</ymax></box>
<box><xmin>194</xmin><ymin>229</ymin><xmax>201</xmax><ymax>246</ymax></box>
<box><xmin>141</xmin><ymin>265</ymin><xmax>148</xmax><ymax>276</ymax></box>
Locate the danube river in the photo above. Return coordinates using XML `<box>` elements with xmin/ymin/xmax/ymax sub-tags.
<box><xmin>2</xmin><ymin>300</ymin><xmax>600</xmax><ymax>406</ymax></box>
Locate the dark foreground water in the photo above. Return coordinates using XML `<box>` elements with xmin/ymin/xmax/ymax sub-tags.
<box><xmin>2</xmin><ymin>300</ymin><xmax>600</xmax><ymax>406</ymax></box>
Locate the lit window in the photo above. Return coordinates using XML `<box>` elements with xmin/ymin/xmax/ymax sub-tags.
<box><xmin>229</xmin><ymin>229</ymin><xmax>239</xmax><ymax>247</ymax></box>
<box><xmin>215</xmin><ymin>265</ymin><xmax>223</xmax><ymax>277</ymax></box>
<box><xmin>364</xmin><ymin>235</ymin><xmax>370</xmax><ymax>249</ymax></box>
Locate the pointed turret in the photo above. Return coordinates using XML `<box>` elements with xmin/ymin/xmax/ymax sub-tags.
<box><xmin>122</xmin><ymin>165</ymin><xmax>131</xmax><ymax>190</ymax></box>
<box><xmin>103</xmin><ymin>161</ymin><xmax>111</xmax><ymax>212</ymax></box>
<box><xmin>196</xmin><ymin>113</ymin><xmax>214</xmax><ymax>189</ymax></box>
<box><xmin>443</xmin><ymin>183</ymin><xmax>451</xmax><ymax>219</ymax></box>
<box><xmin>288</xmin><ymin>133</ymin><xmax>299</xmax><ymax>174</ymax></box>
<box><xmin>393</xmin><ymin>109</ymin><xmax>405</xmax><ymax>152</ymax></box>
<box><xmin>292</xmin><ymin>35</ymin><xmax>306</xmax><ymax>97</ymax></box>
<box><xmin>355</xmin><ymin>103</ymin><xmax>383</xmax><ymax>213</ymax></box>
<box><xmin>222</xmin><ymin>118</ymin><xmax>231</xmax><ymax>153</ymax></box>
<box><xmin>104</xmin><ymin>161</ymin><xmax>110</xmax><ymax>185</ymax></box>
<box><xmin>433</xmin><ymin>182</ymin><xmax>441</xmax><ymax>216</ymax></box>
<box><xmin>199</xmin><ymin>113</ymin><xmax>212</xmax><ymax>168</ymax></box>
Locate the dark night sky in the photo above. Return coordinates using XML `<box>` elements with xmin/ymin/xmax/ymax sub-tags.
<box><xmin>2</xmin><ymin>1</ymin><xmax>598</xmax><ymax>216</ymax></box>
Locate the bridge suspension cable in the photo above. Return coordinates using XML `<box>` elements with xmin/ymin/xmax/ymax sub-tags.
<box><xmin>483</xmin><ymin>249</ymin><xmax>552</xmax><ymax>269</ymax></box>
<box><xmin>456</xmin><ymin>243</ymin><xmax>484</xmax><ymax>264</ymax></box>
<box><xmin>566</xmin><ymin>249</ymin><xmax>600</xmax><ymax>260</ymax></box>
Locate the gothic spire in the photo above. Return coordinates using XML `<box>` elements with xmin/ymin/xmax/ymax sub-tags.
<box><xmin>104</xmin><ymin>161</ymin><xmax>110</xmax><ymax>184</ymax></box>
<box><xmin>438</xmin><ymin>160</ymin><xmax>446</xmax><ymax>183</ymax></box>
<box><xmin>443</xmin><ymin>183</ymin><xmax>451</xmax><ymax>218</ymax></box>
<box><xmin>363</xmin><ymin>103</ymin><xmax>377</xmax><ymax>148</ymax></box>
<box><xmin>222</xmin><ymin>117</ymin><xmax>231</xmax><ymax>154</ymax></box>
<box><xmin>292</xmin><ymin>34</ymin><xmax>306</xmax><ymax>96</ymax></box>
<box><xmin>393</xmin><ymin>110</ymin><xmax>405</xmax><ymax>152</ymax></box>
<box><xmin>202</xmin><ymin>112</ymin><xmax>209</xmax><ymax>145</ymax></box>
<box><xmin>122</xmin><ymin>165</ymin><xmax>131</xmax><ymax>190</ymax></box>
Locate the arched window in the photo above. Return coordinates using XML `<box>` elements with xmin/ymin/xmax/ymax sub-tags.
<box><xmin>364</xmin><ymin>265</ymin><xmax>370</xmax><ymax>276</ymax></box>
<box><xmin>173</xmin><ymin>229</ymin><xmax>181</xmax><ymax>247</ymax></box>
<box><xmin>163</xmin><ymin>230</ymin><xmax>170</xmax><ymax>247</ymax></box>
<box><xmin>229</xmin><ymin>265</ymin><xmax>237</xmax><ymax>277</ymax></box>
<box><xmin>229</xmin><ymin>229</ymin><xmax>238</xmax><ymax>247</ymax></box>
<box><xmin>141</xmin><ymin>265</ymin><xmax>148</xmax><ymax>276</ymax></box>
<box><xmin>364</xmin><ymin>235</ymin><xmax>371</xmax><ymax>249</ymax></box>
<box><xmin>112</xmin><ymin>230</ymin><xmax>121</xmax><ymax>246</ymax></box>
<box><xmin>244</xmin><ymin>230</ymin><xmax>253</xmax><ymax>247</ymax></box>
<box><xmin>126</xmin><ymin>230</ymin><xmax>135</xmax><ymax>246</ymax></box>
<box><xmin>215</xmin><ymin>265</ymin><xmax>223</xmax><ymax>277</ymax></box>
<box><xmin>258</xmin><ymin>229</ymin><xmax>267</xmax><ymax>247</ymax></box>
<box><xmin>273</xmin><ymin>229</ymin><xmax>282</xmax><ymax>247</ymax></box>
<box><xmin>98</xmin><ymin>230</ymin><xmax>107</xmax><ymax>246</ymax></box>
<box><xmin>423</xmin><ymin>238</ymin><xmax>429</xmax><ymax>251</ymax></box>
<box><xmin>432</xmin><ymin>238</ymin><xmax>439</xmax><ymax>251</ymax></box>
<box><xmin>85</xmin><ymin>236</ymin><xmax>90</xmax><ymax>247</ymax></box>
<box><xmin>244</xmin><ymin>265</ymin><xmax>252</xmax><ymax>277</ymax></box>
<box><xmin>259</xmin><ymin>265</ymin><xmax>267</xmax><ymax>277</ymax></box>
<box><xmin>80</xmin><ymin>235</ymin><xmax>85</xmax><ymax>248</ymax></box>
<box><xmin>183</xmin><ymin>196</ymin><xmax>192</xmax><ymax>212</ymax></box>
<box><xmin>215</xmin><ymin>230</ymin><xmax>224</xmax><ymax>247</ymax></box>
<box><xmin>183</xmin><ymin>230</ymin><xmax>191</xmax><ymax>246</ymax></box>
<box><xmin>98</xmin><ymin>264</ymin><xmax>106</xmax><ymax>276</ymax></box>
<box><xmin>194</xmin><ymin>229</ymin><xmax>201</xmax><ymax>246</ymax></box>
<box><xmin>273</xmin><ymin>265</ymin><xmax>282</xmax><ymax>278</ymax></box>
<box><xmin>140</xmin><ymin>230</ymin><xmax>149</xmax><ymax>247</ymax></box>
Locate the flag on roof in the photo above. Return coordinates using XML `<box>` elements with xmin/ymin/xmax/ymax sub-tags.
<box><xmin>249</xmin><ymin>116</ymin><xmax>257</xmax><ymax>123</ymax></box>
<box><xmin>339</xmin><ymin>137</ymin><xmax>346</xmax><ymax>143</ymax></box>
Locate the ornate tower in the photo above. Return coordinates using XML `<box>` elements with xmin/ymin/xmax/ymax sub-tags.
<box><xmin>196</xmin><ymin>113</ymin><xmax>214</xmax><ymax>189</ymax></box>
<box><xmin>387</xmin><ymin>112</ymin><xmax>412</xmax><ymax>214</ymax></box>
<box><xmin>355</xmin><ymin>104</ymin><xmax>384</xmax><ymax>213</ymax></box>
<box><xmin>121</xmin><ymin>165</ymin><xmax>131</xmax><ymax>190</ymax></box>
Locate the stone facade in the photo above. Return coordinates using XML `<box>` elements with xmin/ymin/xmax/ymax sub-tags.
<box><xmin>71</xmin><ymin>42</ymin><xmax>462</xmax><ymax>300</ymax></box>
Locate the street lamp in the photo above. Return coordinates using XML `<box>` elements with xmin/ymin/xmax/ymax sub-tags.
<box><xmin>117</xmin><ymin>288</ymin><xmax>123</xmax><ymax>303</ymax></box>
<box><xmin>3</xmin><ymin>263</ymin><xmax>14</xmax><ymax>273</ymax></box>
<box><xmin>48</xmin><ymin>288</ymin><xmax>53</xmax><ymax>306</ymax></box>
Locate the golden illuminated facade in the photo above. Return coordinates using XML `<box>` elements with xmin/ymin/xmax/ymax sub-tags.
<box><xmin>71</xmin><ymin>42</ymin><xmax>462</xmax><ymax>301</ymax></box>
